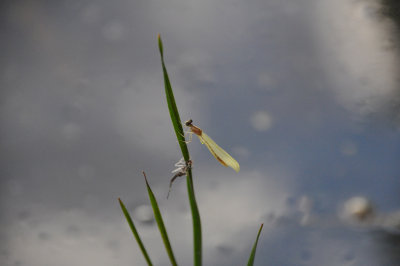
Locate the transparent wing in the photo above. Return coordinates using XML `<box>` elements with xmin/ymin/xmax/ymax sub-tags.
<box><xmin>198</xmin><ymin>132</ymin><xmax>240</xmax><ymax>172</ymax></box>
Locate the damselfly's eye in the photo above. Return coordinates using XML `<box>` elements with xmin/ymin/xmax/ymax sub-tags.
<box><xmin>185</xmin><ymin>119</ymin><xmax>193</xmax><ymax>126</ymax></box>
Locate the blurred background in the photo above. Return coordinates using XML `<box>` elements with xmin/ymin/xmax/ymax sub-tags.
<box><xmin>1</xmin><ymin>0</ymin><xmax>400</xmax><ymax>265</ymax></box>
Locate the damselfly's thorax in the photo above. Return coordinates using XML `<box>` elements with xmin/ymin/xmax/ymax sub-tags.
<box><xmin>185</xmin><ymin>119</ymin><xmax>202</xmax><ymax>136</ymax></box>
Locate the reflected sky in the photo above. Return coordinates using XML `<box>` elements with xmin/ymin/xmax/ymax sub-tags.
<box><xmin>1</xmin><ymin>0</ymin><xmax>399</xmax><ymax>265</ymax></box>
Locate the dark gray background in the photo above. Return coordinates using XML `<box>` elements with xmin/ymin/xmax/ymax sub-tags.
<box><xmin>1</xmin><ymin>0</ymin><xmax>400</xmax><ymax>265</ymax></box>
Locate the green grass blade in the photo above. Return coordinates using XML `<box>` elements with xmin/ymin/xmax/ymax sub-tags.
<box><xmin>143</xmin><ymin>172</ymin><xmax>178</xmax><ymax>266</ymax></box>
<box><xmin>158</xmin><ymin>34</ymin><xmax>202</xmax><ymax>266</ymax></box>
<box><xmin>118</xmin><ymin>198</ymin><xmax>153</xmax><ymax>266</ymax></box>
<box><xmin>186</xmin><ymin>168</ymin><xmax>202</xmax><ymax>266</ymax></box>
<box><xmin>157</xmin><ymin>34</ymin><xmax>189</xmax><ymax>161</ymax></box>
<box><xmin>247</xmin><ymin>224</ymin><xmax>264</xmax><ymax>266</ymax></box>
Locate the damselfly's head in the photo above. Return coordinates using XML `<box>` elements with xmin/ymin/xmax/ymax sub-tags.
<box><xmin>185</xmin><ymin>119</ymin><xmax>193</xmax><ymax>127</ymax></box>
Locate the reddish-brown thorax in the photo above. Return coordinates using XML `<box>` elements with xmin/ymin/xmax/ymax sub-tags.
<box><xmin>185</xmin><ymin>119</ymin><xmax>202</xmax><ymax>136</ymax></box>
<box><xmin>189</xmin><ymin>125</ymin><xmax>202</xmax><ymax>136</ymax></box>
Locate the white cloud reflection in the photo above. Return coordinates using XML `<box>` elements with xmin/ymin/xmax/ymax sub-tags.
<box><xmin>1</xmin><ymin>169</ymin><xmax>292</xmax><ymax>266</ymax></box>
<box><xmin>314</xmin><ymin>0</ymin><xmax>399</xmax><ymax>116</ymax></box>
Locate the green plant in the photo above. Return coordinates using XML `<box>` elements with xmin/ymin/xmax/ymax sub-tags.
<box><xmin>118</xmin><ymin>34</ymin><xmax>263</xmax><ymax>266</ymax></box>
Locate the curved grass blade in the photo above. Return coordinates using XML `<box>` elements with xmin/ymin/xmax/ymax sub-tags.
<box><xmin>143</xmin><ymin>172</ymin><xmax>178</xmax><ymax>266</ymax></box>
<box><xmin>158</xmin><ymin>34</ymin><xmax>189</xmax><ymax>161</ymax></box>
<box><xmin>118</xmin><ymin>198</ymin><xmax>153</xmax><ymax>266</ymax></box>
<box><xmin>158</xmin><ymin>34</ymin><xmax>202</xmax><ymax>266</ymax></box>
<box><xmin>247</xmin><ymin>223</ymin><xmax>264</xmax><ymax>266</ymax></box>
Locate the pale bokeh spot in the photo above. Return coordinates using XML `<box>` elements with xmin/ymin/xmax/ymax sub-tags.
<box><xmin>61</xmin><ymin>123</ymin><xmax>81</xmax><ymax>141</ymax></box>
<box><xmin>232</xmin><ymin>146</ymin><xmax>250</xmax><ymax>158</ymax></box>
<box><xmin>257</xmin><ymin>71</ymin><xmax>276</xmax><ymax>90</ymax></box>
<box><xmin>342</xmin><ymin>196</ymin><xmax>374</xmax><ymax>222</ymax></box>
<box><xmin>102</xmin><ymin>20</ymin><xmax>125</xmax><ymax>41</ymax></box>
<box><xmin>250</xmin><ymin>110</ymin><xmax>273</xmax><ymax>132</ymax></box>
<box><xmin>340</xmin><ymin>140</ymin><xmax>358</xmax><ymax>156</ymax></box>
<box><xmin>133</xmin><ymin>204</ymin><xmax>154</xmax><ymax>224</ymax></box>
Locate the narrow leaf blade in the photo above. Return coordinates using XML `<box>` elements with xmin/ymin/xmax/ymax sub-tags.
<box><xmin>157</xmin><ymin>34</ymin><xmax>189</xmax><ymax>162</ymax></box>
<box><xmin>186</xmin><ymin>169</ymin><xmax>202</xmax><ymax>266</ymax></box>
<box><xmin>158</xmin><ymin>34</ymin><xmax>202</xmax><ymax>266</ymax></box>
<box><xmin>143</xmin><ymin>172</ymin><xmax>178</xmax><ymax>266</ymax></box>
<box><xmin>118</xmin><ymin>198</ymin><xmax>153</xmax><ymax>266</ymax></box>
<box><xmin>247</xmin><ymin>224</ymin><xmax>264</xmax><ymax>266</ymax></box>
